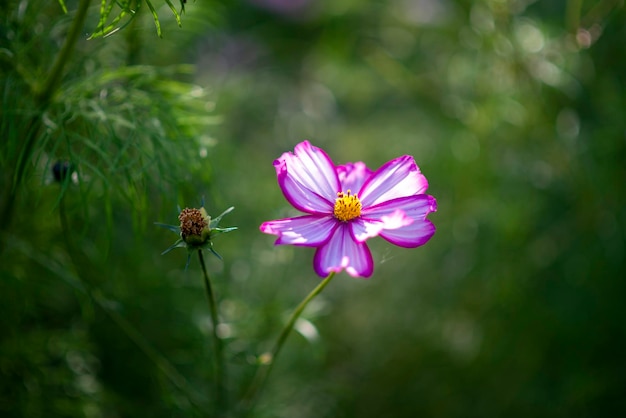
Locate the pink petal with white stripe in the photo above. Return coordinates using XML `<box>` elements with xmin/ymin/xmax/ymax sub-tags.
<box><xmin>275</xmin><ymin>141</ymin><xmax>339</xmax><ymax>213</ymax></box>
<box><xmin>361</xmin><ymin>195</ymin><xmax>437</xmax><ymax>222</ymax></box>
<box><xmin>350</xmin><ymin>209</ymin><xmax>413</xmax><ymax>242</ymax></box>
<box><xmin>336</xmin><ymin>162</ymin><xmax>373</xmax><ymax>194</ymax></box>
<box><xmin>379</xmin><ymin>218</ymin><xmax>436</xmax><ymax>248</ymax></box>
<box><xmin>313</xmin><ymin>224</ymin><xmax>374</xmax><ymax>278</ymax></box>
<box><xmin>260</xmin><ymin>215</ymin><xmax>338</xmax><ymax>246</ymax></box>
<box><xmin>362</xmin><ymin>195</ymin><xmax>437</xmax><ymax>247</ymax></box>
<box><xmin>359</xmin><ymin>156</ymin><xmax>429</xmax><ymax>207</ymax></box>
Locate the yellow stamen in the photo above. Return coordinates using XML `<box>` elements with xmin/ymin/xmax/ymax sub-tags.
<box><xmin>333</xmin><ymin>190</ymin><xmax>362</xmax><ymax>222</ymax></box>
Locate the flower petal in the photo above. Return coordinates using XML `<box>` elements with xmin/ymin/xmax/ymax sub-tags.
<box><xmin>260</xmin><ymin>215</ymin><xmax>337</xmax><ymax>246</ymax></box>
<box><xmin>358</xmin><ymin>155</ymin><xmax>429</xmax><ymax>207</ymax></box>
<box><xmin>361</xmin><ymin>194</ymin><xmax>437</xmax><ymax>222</ymax></box>
<box><xmin>350</xmin><ymin>209</ymin><xmax>413</xmax><ymax>242</ymax></box>
<box><xmin>379</xmin><ymin>218</ymin><xmax>436</xmax><ymax>248</ymax></box>
<box><xmin>367</xmin><ymin>195</ymin><xmax>438</xmax><ymax>247</ymax></box>
<box><xmin>275</xmin><ymin>141</ymin><xmax>340</xmax><ymax>214</ymax></box>
<box><xmin>313</xmin><ymin>224</ymin><xmax>374</xmax><ymax>278</ymax></box>
<box><xmin>336</xmin><ymin>162</ymin><xmax>373</xmax><ymax>193</ymax></box>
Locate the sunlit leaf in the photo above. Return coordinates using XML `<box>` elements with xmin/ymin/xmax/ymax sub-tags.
<box><xmin>144</xmin><ymin>0</ymin><xmax>162</xmax><ymax>38</ymax></box>
<box><xmin>57</xmin><ymin>0</ymin><xmax>68</xmax><ymax>13</ymax></box>
<box><xmin>165</xmin><ymin>0</ymin><xmax>182</xmax><ymax>27</ymax></box>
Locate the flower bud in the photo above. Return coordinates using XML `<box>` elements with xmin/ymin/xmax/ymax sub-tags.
<box><xmin>179</xmin><ymin>207</ymin><xmax>211</xmax><ymax>245</ymax></box>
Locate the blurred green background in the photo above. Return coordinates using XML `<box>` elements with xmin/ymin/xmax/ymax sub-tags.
<box><xmin>1</xmin><ymin>0</ymin><xmax>625</xmax><ymax>416</ymax></box>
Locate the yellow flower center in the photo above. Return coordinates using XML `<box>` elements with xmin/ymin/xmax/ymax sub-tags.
<box><xmin>333</xmin><ymin>190</ymin><xmax>362</xmax><ymax>222</ymax></box>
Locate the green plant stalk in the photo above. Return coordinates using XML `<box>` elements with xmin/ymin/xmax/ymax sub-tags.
<box><xmin>1</xmin><ymin>0</ymin><xmax>92</xmax><ymax>253</ymax></box>
<box><xmin>57</xmin><ymin>193</ymin><xmax>204</xmax><ymax>411</ymax></box>
<box><xmin>8</xmin><ymin>234</ymin><xmax>205</xmax><ymax>413</ymax></box>
<box><xmin>93</xmin><ymin>291</ymin><xmax>207</xmax><ymax>412</ymax></box>
<box><xmin>198</xmin><ymin>249</ymin><xmax>227</xmax><ymax>413</ymax></box>
<box><xmin>241</xmin><ymin>271</ymin><xmax>336</xmax><ymax>412</ymax></box>
<box><xmin>581</xmin><ymin>0</ymin><xmax>622</xmax><ymax>28</ymax></box>
<box><xmin>36</xmin><ymin>0</ymin><xmax>92</xmax><ymax>105</ymax></box>
<box><xmin>16</xmin><ymin>0</ymin><xmax>92</xmax><ymax>190</ymax></box>
<box><xmin>566</xmin><ymin>0</ymin><xmax>583</xmax><ymax>32</ymax></box>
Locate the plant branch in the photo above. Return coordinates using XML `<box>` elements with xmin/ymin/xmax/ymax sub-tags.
<box><xmin>566</xmin><ymin>0</ymin><xmax>583</xmax><ymax>32</ymax></box>
<box><xmin>36</xmin><ymin>0</ymin><xmax>92</xmax><ymax>105</ymax></box>
<box><xmin>241</xmin><ymin>272</ymin><xmax>336</xmax><ymax>413</ymax></box>
<box><xmin>5</xmin><ymin>234</ymin><xmax>205</xmax><ymax>413</ymax></box>
<box><xmin>198</xmin><ymin>249</ymin><xmax>227</xmax><ymax>414</ymax></box>
<box><xmin>1</xmin><ymin>0</ymin><xmax>92</xmax><ymax>253</ymax></box>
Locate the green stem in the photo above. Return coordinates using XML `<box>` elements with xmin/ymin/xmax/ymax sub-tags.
<box><xmin>7</xmin><ymin>234</ymin><xmax>205</xmax><ymax>413</ymax></box>
<box><xmin>36</xmin><ymin>0</ymin><xmax>92</xmax><ymax>105</ymax></box>
<box><xmin>93</xmin><ymin>290</ymin><xmax>206</xmax><ymax>412</ymax></box>
<box><xmin>241</xmin><ymin>272</ymin><xmax>336</xmax><ymax>413</ymax></box>
<box><xmin>581</xmin><ymin>0</ymin><xmax>622</xmax><ymax>28</ymax></box>
<box><xmin>0</xmin><ymin>0</ymin><xmax>92</xmax><ymax>254</ymax></box>
<box><xmin>125</xmin><ymin>3</ymin><xmax>142</xmax><ymax>65</ymax></box>
<box><xmin>17</xmin><ymin>0</ymin><xmax>92</xmax><ymax>189</ymax></box>
<box><xmin>198</xmin><ymin>249</ymin><xmax>227</xmax><ymax>413</ymax></box>
<box><xmin>56</xmin><ymin>194</ymin><xmax>204</xmax><ymax>411</ymax></box>
<box><xmin>566</xmin><ymin>0</ymin><xmax>583</xmax><ymax>32</ymax></box>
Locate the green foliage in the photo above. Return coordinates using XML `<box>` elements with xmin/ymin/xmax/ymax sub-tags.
<box><xmin>45</xmin><ymin>63</ymin><xmax>217</xmax><ymax>205</ymax></box>
<box><xmin>57</xmin><ymin>0</ymin><xmax>68</xmax><ymax>13</ymax></box>
<box><xmin>90</xmin><ymin>0</ymin><xmax>185</xmax><ymax>38</ymax></box>
<box><xmin>1</xmin><ymin>0</ymin><xmax>215</xmax><ymax>228</ymax></box>
<box><xmin>1</xmin><ymin>0</ymin><xmax>625</xmax><ymax>417</ymax></box>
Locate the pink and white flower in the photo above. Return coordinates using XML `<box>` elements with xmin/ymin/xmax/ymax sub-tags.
<box><xmin>260</xmin><ymin>141</ymin><xmax>437</xmax><ymax>278</ymax></box>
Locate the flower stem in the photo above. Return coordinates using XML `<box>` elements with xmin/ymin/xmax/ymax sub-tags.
<box><xmin>197</xmin><ymin>249</ymin><xmax>227</xmax><ymax>413</ymax></box>
<box><xmin>241</xmin><ymin>272</ymin><xmax>336</xmax><ymax>413</ymax></box>
<box><xmin>36</xmin><ymin>0</ymin><xmax>92</xmax><ymax>105</ymax></box>
<box><xmin>18</xmin><ymin>0</ymin><xmax>92</xmax><ymax>186</ymax></box>
<box><xmin>566</xmin><ymin>0</ymin><xmax>583</xmax><ymax>32</ymax></box>
<box><xmin>0</xmin><ymin>0</ymin><xmax>91</xmax><ymax>255</ymax></box>
<box><xmin>56</xmin><ymin>194</ymin><xmax>204</xmax><ymax>410</ymax></box>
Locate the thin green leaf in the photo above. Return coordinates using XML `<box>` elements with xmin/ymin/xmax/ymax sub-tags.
<box><xmin>144</xmin><ymin>0</ymin><xmax>162</xmax><ymax>38</ymax></box>
<box><xmin>89</xmin><ymin>10</ymin><xmax>133</xmax><ymax>39</ymax></box>
<box><xmin>93</xmin><ymin>0</ymin><xmax>116</xmax><ymax>34</ymax></box>
<box><xmin>161</xmin><ymin>239</ymin><xmax>185</xmax><ymax>255</ymax></box>
<box><xmin>209</xmin><ymin>206</ymin><xmax>234</xmax><ymax>228</ymax></box>
<box><xmin>164</xmin><ymin>0</ymin><xmax>182</xmax><ymax>27</ymax></box>
<box><xmin>154</xmin><ymin>223</ymin><xmax>180</xmax><ymax>234</ymax></box>
<box><xmin>211</xmin><ymin>227</ymin><xmax>238</xmax><ymax>236</ymax></box>
<box><xmin>57</xmin><ymin>0</ymin><xmax>68</xmax><ymax>13</ymax></box>
<box><xmin>90</xmin><ymin>0</ymin><xmax>140</xmax><ymax>39</ymax></box>
<box><xmin>209</xmin><ymin>247</ymin><xmax>222</xmax><ymax>260</ymax></box>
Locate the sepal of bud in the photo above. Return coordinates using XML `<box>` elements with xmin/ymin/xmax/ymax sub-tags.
<box><xmin>156</xmin><ymin>205</ymin><xmax>237</xmax><ymax>266</ymax></box>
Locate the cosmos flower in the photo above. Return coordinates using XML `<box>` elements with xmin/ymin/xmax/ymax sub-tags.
<box><xmin>260</xmin><ymin>141</ymin><xmax>437</xmax><ymax>278</ymax></box>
